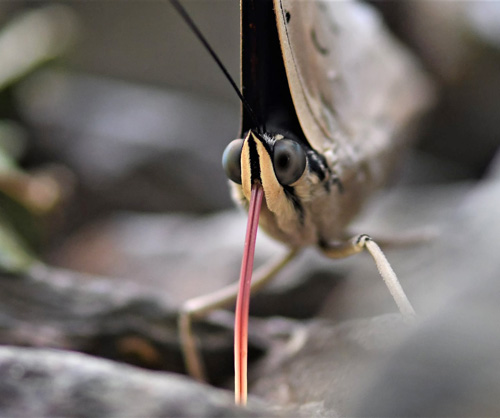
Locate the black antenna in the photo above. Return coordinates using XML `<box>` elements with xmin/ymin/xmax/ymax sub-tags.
<box><xmin>170</xmin><ymin>0</ymin><xmax>261</xmax><ymax>130</ymax></box>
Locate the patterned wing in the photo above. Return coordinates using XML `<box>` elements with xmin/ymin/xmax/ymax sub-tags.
<box><xmin>274</xmin><ymin>0</ymin><xmax>432</xmax><ymax>178</ymax></box>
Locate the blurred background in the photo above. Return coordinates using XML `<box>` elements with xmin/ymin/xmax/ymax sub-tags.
<box><xmin>1</xmin><ymin>1</ymin><xmax>499</xmax><ymax>266</ymax></box>
<box><xmin>0</xmin><ymin>1</ymin><xmax>243</xmax><ymax>278</ymax></box>
<box><xmin>0</xmin><ymin>0</ymin><xmax>498</xmax><ymax>276</ymax></box>
<box><xmin>1</xmin><ymin>1</ymin><xmax>500</xmax><ymax>415</ymax></box>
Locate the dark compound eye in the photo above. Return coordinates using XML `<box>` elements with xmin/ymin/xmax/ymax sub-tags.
<box><xmin>273</xmin><ymin>139</ymin><xmax>306</xmax><ymax>185</ymax></box>
<box><xmin>222</xmin><ymin>138</ymin><xmax>244</xmax><ymax>184</ymax></box>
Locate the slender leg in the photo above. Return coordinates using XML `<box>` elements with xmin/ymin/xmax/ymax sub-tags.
<box><xmin>322</xmin><ymin>234</ymin><xmax>415</xmax><ymax>317</ymax></box>
<box><xmin>350</xmin><ymin>227</ymin><xmax>439</xmax><ymax>249</ymax></box>
<box><xmin>178</xmin><ymin>249</ymin><xmax>299</xmax><ymax>382</ymax></box>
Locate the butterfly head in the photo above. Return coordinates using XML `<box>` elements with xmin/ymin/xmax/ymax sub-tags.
<box><xmin>222</xmin><ymin>129</ymin><xmax>327</xmax><ymax>245</ymax></box>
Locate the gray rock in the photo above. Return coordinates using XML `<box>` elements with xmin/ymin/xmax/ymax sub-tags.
<box><xmin>0</xmin><ymin>346</ymin><xmax>265</xmax><ymax>417</ymax></box>
<box><xmin>28</xmin><ymin>173</ymin><xmax>497</xmax><ymax>416</ymax></box>
<box><xmin>350</xmin><ymin>275</ymin><xmax>500</xmax><ymax>417</ymax></box>
<box><xmin>17</xmin><ymin>70</ymin><xmax>238</xmax><ymax>214</ymax></box>
<box><xmin>49</xmin><ymin>210</ymin><xmax>345</xmax><ymax>315</ymax></box>
<box><xmin>348</xmin><ymin>173</ymin><xmax>500</xmax><ymax>417</ymax></box>
<box><xmin>319</xmin><ymin>181</ymin><xmax>473</xmax><ymax>320</ymax></box>
<box><xmin>250</xmin><ymin>315</ymin><xmax>413</xmax><ymax>417</ymax></box>
<box><xmin>0</xmin><ymin>263</ymin><xmax>185</xmax><ymax>372</ymax></box>
<box><xmin>245</xmin><ymin>173</ymin><xmax>500</xmax><ymax>417</ymax></box>
<box><xmin>398</xmin><ymin>2</ymin><xmax>500</xmax><ymax>176</ymax></box>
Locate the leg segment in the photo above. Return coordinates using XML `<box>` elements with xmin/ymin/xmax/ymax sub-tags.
<box><xmin>178</xmin><ymin>249</ymin><xmax>298</xmax><ymax>381</ymax></box>
<box><xmin>322</xmin><ymin>234</ymin><xmax>415</xmax><ymax>317</ymax></box>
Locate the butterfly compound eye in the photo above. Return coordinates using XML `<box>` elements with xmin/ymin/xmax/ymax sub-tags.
<box><xmin>273</xmin><ymin>139</ymin><xmax>306</xmax><ymax>185</ymax></box>
<box><xmin>222</xmin><ymin>139</ymin><xmax>244</xmax><ymax>184</ymax></box>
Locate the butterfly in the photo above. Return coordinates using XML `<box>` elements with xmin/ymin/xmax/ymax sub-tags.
<box><xmin>173</xmin><ymin>0</ymin><xmax>432</xmax><ymax>405</ymax></box>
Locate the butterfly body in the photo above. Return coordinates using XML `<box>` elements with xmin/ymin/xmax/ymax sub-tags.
<box><xmin>175</xmin><ymin>0</ymin><xmax>432</xmax><ymax>405</ymax></box>
<box><xmin>226</xmin><ymin>0</ymin><xmax>429</xmax><ymax>251</ymax></box>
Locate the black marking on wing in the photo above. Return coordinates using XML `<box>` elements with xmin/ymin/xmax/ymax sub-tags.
<box><xmin>285</xmin><ymin>10</ymin><xmax>291</xmax><ymax>24</ymax></box>
<box><xmin>311</xmin><ymin>28</ymin><xmax>328</xmax><ymax>55</ymax></box>
<box><xmin>241</xmin><ymin>0</ymin><xmax>305</xmax><ymax>144</ymax></box>
<box><xmin>275</xmin><ymin>0</ymin><xmax>337</xmax><ymax>158</ymax></box>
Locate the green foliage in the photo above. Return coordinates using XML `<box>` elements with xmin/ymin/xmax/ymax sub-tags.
<box><xmin>0</xmin><ymin>145</ymin><xmax>39</xmax><ymax>273</ymax></box>
<box><xmin>0</xmin><ymin>203</ymin><xmax>36</xmax><ymax>273</ymax></box>
<box><xmin>0</xmin><ymin>5</ymin><xmax>77</xmax><ymax>274</ymax></box>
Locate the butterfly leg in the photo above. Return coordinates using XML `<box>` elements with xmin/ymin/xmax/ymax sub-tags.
<box><xmin>321</xmin><ymin>234</ymin><xmax>415</xmax><ymax>317</ymax></box>
<box><xmin>178</xmin><ymin>248</ymin><xmax>299</xmax><ymax>382</ymax></box>
<box><xmin>351</xmin><ymin>227</ymin><xmax>439</xmax><ymax>249</ymax></box>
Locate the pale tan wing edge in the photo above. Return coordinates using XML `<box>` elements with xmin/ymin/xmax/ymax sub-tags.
<box><xmin>274</xmin><ymin>0</ymin><xmax>433</xmax><ymax>180</ymax></box>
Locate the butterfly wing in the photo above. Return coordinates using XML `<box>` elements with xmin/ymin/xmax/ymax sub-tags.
<box><xmin>274</xmin><ymin>0</ymin><xmax>433</xmax><ymax>180</ymax></box>
<box><xmin>240</xmin><ymin>0</ymin><xmax>304</xmax><ymax>143</ymax></box>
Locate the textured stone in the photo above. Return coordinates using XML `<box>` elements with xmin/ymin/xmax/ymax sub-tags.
<box><xmin>250</xmin><ymin>315</ymin><xmax>413</xmax><ymax>417</ymax></box>
<box><xmin>349</xmin><ymin>173</ymin><xmax>500</xmax><ymax>417</ymax></box>
<box><xmin>0</xmin><ymin>346</ymin><xmax>266</xmax><ymax>417</ymax></box>
<box><xmin>17</xmin><ymin>70</ymin><xmax>238</xmax><ymax>215</ymax></box>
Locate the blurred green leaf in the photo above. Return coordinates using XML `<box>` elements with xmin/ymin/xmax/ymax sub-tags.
<box><xmin>0</xmin><ymin>138</ymin><xmax>20</xmax><ymax>174</ymax></box>
<box><xmin>0</xmin><ymin>120</ymin><xmax>27</xmax><ymax>161</ymax></box>
<box><xmin>0</xmin><ymin>141</ymin><xmax>39</xmax><ymax>273</ymax></box>
<box><xmin>0</xmin><ymin>205</ymin><xmax>37</xmax><ymax>273</ymax></box>
<box><xmin>0</xmin><ymin>5</ymin><xmax>78</xmax><ymax>91</ymax></box>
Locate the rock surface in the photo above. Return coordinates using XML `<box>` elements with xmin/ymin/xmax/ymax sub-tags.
<box><xmin>17</xmin><ymin>70</ymin><xmax>238</xmax><ymax>217</ymax></box>
<box><xmin>249</xmin><ymin>164</ymin><xmax>500</xmax><ymax>417</ymax></box>
<box><xmin>352</xmin><ymin>274</ymin><xmax>500</xmax><ymax>417</ymax></box>
<box><xmin>250</xmin><ymin>315</ymin><xmax>413</xmax><ymax>417</ymax></box>
<box><xmin>0</xmin><ymin>346</ymin><xmax>265</xmax><ymax>417</ymax></box>
<box><xmin>348</xmin><ymin>168</ymin><xmax>500</xmax><ymax>417</ymax></box>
